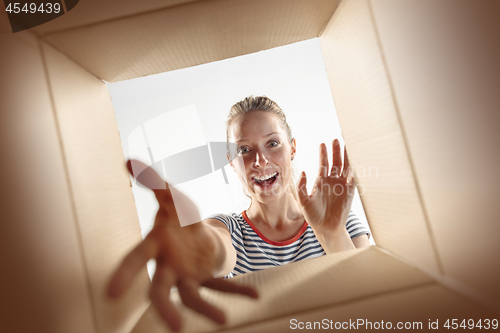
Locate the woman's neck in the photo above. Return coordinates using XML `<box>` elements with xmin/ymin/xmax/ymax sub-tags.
<box><xmin>246</xmin><ymin>190</ymin><xmax>303</xmax><ymax>230</ymax></box>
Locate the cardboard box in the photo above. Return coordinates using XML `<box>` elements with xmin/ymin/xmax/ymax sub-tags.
<box><xmin>1</xmin><ymin>0</ymin><xmax>499</xmax><ymax>332</ymax></box>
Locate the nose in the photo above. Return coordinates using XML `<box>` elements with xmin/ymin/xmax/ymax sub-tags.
<box><xmin>254</xmin><ymin>150</ymin><xmax>269</xmax><ymax>168</ymax></box>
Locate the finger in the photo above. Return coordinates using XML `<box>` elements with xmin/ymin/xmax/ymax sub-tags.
<box><xmin>128</xmin><ymin>160</ymin><xmax>182</xmax><ymax>226</ymax></box>
<box><xmin>128</xmin><ymin>159</ymin><xmax>167</xmax><ymax>190</ymax></box>
<box><xmin>164</xmin><ymin>186</ymin><xmax>202</xmax><ymax>227</ymax></box>
<box><xmin>178</xmin><ymin>279</ymin><xmax>226</xmax><ymax>325</ymax></box>
<box><xmin>330</xmin><ymin>139</ymin><xmax>342</xmax><ymax>177</ymax></box>
<box><xmin>128</xmin><ymin>160</ymin><xmax>176</xmax><ymax>207</ymax></box>
<box><xmin>342</xmin><ymin>146</ymin><xmax>351</xmax><ymax>179</ymax></box>
<box><xmin>202</xmin><ymin>278</ymin><xmax>259</xmax><ymax>299</ymax></box>
<box><xmin>347</xmin><ymin>167</ymin><xmax>355</xmax><ymax>185</ymax></box>
<box><xmin>108</xmin><ymin>236</ymin><xmax>159</xmax><ymax>299</ymax></box>
<box><xmin>297</xmin><ymin>171</ymin><xmax>309</xmax><ymax>206</ymax></box>
<box><xmin>317</xmin><ymin>143</ymin><xmax>328</xmax><ymax>178</ymax></box>
<box><xmin>150</xmin><ymin>267</ymin><xmax>182</xmax><ymax>332</ymax></box>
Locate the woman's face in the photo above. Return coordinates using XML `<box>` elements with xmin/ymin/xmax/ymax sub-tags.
<box><xmin>228</xmin><ymin>111</ymin><xmax>296</xmax><ymax>203</ymax></box>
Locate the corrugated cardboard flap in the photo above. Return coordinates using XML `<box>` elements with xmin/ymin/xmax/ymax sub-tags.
<box><xmin>40</xmin><ymin>0</ymin><xmax>340</xmax><ymax>82</ymax></box>
<box><xmin>132</xmin><ymin>247</ymin><xmax>442</xmax><ymax>332</ymax></box>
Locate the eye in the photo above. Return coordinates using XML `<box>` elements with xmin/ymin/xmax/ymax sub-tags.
<box><xmin>237</xmin><ymin>146</ymin><xmax>250</xmax><ymax>155</ymax></box>
<box><xmin>267</xmin><ymin>140</ymin><xmax>280</xmax><ymax>147</ymax></box>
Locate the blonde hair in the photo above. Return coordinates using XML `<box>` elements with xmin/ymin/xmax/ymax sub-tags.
<box><xmin>226</xmin><ymin>96</ymin><xmax>293</xmax><ymax>144</ymax></box>
<box><xmin>226</xmin><ymin>95</ymin><xmax>298</xmax><ymax>199</ymax></box>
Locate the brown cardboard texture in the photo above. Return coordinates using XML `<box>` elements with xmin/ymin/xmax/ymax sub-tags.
<box><xmin>1</xmin><ymin>0</ymin><xmax>499</xmax><ymax>332</ymax></box>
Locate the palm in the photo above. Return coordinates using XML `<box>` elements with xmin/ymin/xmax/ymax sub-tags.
<box><xmin>150</xmin><ymin>222</ymin><xmax>216</xmax><ymax>280</ymax></box>
<box><xmin>297</xmin><ymin>140</ymin><xmax>355</xmax><ymax>234</ymax></box>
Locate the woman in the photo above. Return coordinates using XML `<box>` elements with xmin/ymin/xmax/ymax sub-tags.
<box><xmin>108</xmin><ymin>96</ymin><xmax>370</xmax><ymax>332</ymax></box>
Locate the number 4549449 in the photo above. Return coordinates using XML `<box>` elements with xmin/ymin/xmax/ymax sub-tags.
<box><xmin>5</xmin><ymin>2</ymin><xmax>61</xmax><ymax>14</ymax></box>
<box><xmin>444</xmin><ymin>319</ymin><xmax>498</xmax><ymax>330</ymax></box>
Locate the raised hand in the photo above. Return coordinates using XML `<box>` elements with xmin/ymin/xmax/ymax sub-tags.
<box><xmin>296</xmin><ymin>140</ymin><xmax>356</xmax><ymax>252</ymax></box>
<box><xmin>107</xmin><ymin>160</ymin><xmax>258</xmax><ymax>332</ymax></box>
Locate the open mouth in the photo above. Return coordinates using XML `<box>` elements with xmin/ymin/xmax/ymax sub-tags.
<box><xmin>252</xmin><ymin>171</ymin><xmax>279</xmax><ymax>187</ymax></box>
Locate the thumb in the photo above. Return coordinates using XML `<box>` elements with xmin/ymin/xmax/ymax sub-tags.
<box><xmin>127</xmin><ymin>160</ymin><xmax>178</xmax><ymax>221</ymax></box>
<box><xmin>127</xmin><ymin>159</ymin><xmax>173</xmax><ymax>202</ymax></box>
<box><xmin>297</xmin><ymin>171</ymin><xmax>309</xmax><ymax>206</ymax></box>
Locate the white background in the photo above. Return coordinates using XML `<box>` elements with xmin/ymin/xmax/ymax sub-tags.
<box><xmin>107</xmin><ymin>38</ymin><xmax>374</xmax><ymax>276</ymax></box>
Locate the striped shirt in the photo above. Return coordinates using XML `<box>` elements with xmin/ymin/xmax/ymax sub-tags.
<box><xmin>210</xmin><ymin>211</ymin><xmax>370</xmax><ymax>278</ymax></box>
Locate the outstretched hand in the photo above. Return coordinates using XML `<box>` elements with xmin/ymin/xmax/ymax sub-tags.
<box><xmin>297</xmin><ymin>139</ymin><xmax>355</xmax><ymax>235</ymax></box>
<box><xmin>107</xmin><ymin>160</ymin><xmax>258</xmax><ymax>332</ymax></box>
